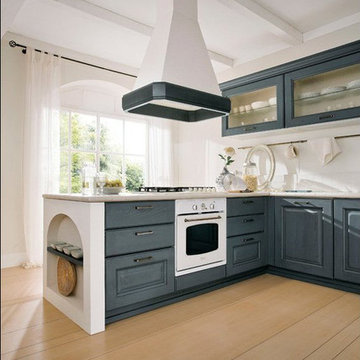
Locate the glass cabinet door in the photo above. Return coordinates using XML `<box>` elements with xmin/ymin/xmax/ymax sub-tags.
<box><xmin>222</xmin><ymin>75</ymin><xmax>284</xmax><ymax>136</ymax></box>
<box><xmin>285</xmin><ymin>53</ymin><xmax>360</xmax><ymax>127</ymax></box>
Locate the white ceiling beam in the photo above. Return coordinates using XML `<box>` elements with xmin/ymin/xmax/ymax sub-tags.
<box><xmin>303</xmin><ymin>12</ymin><xmax>360</xmax><ymax>42</ymax></box>
<box><xmin>1</xmin><ymin>0</ymin><xmax>27</xmax><ymax>38</ymax></box>
<box><xmin>53</xmin><ymin>0</ymin><xmax>234</xmax><ymax>68</ymax></box>
<box><xmin>54</xmin><ymin>0</ymin><xmax>152</xmax><ymax>36</ymax></box>
<box><xmin>218</xmin><ymin>0</ymin><xmax>303</xmax><ymax>46</ymax></box>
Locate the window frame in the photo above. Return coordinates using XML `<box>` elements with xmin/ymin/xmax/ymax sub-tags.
<box><xmin>60</xmin><ymin>107</ymin><xmax>149</xmax><ymax>193</ymax></box>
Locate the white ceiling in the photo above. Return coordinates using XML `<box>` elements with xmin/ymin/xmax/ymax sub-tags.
<box><xmin>5</xmin><ymin>0</ymin><xmax>360</xmax><ymax>75</ymax></box>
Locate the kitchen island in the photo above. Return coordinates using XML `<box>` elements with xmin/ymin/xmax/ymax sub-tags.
<box><xmin>43</xmin><ymin>191</ymin><xmax>360</xmax><ymax>335</ymax></box>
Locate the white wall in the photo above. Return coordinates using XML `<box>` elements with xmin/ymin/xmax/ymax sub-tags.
<box><xmin>1</xmin><ymin>33</ymin><xmax>136</xmax><ymax>267</ymax></box>
<box><xmin>1</xmin><ymin>35</ymin><xmax>27</xmax><ymax>267</ymax></box>
<box><xmin>175</xmin><ymin>28</ymin><xmax>360</xmax><ymax>190</ymax></box>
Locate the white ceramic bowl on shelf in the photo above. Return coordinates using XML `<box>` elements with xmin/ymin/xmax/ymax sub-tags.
<box><xmin>298</xmin><ymin>91</ymin><xmax>320</xmax><ymax>100</ymax></box>
<box><xmin>251</xmin><ymin>101</ymin><xmax>269</xmax><ymax>109</ymax></box>
<box><xmin>268</xmin><ymin>97</ymin><xmax>277</xmax><ymax>106</ymax></box>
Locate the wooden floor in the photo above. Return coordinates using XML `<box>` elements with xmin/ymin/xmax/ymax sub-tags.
<box><xmin>1</xmin><ymin>267</ymin><xmax>360</xmax><ymax>360</ymax></box>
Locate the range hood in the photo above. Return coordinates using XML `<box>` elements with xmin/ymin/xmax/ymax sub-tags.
<box><xmin>122</xmin><ymin>0</ymin><xmax>231</xmax><ymax>122</ymax></box>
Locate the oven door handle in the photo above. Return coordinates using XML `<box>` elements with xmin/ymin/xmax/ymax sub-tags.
<box><xmin>184</xmin><ymin>215</ymin><xmax>222</xmax><ymax>223</ymax></box>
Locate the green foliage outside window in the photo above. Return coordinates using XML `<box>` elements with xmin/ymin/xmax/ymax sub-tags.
<box><xmin>59</xmin><ymin>111</ymin><xmax>145</xmax><ymax>193</ymax></box>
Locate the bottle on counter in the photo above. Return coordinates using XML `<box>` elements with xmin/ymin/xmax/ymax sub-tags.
<box><xmin>81</xmin><ymin>162</ymin><xmax>96</xmax><ymax>195</ymax></box>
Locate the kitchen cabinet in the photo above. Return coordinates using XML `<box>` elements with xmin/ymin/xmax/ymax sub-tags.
<box><xmin>222</xmin><ymin>75</ymin><xmax>284</xmax><ymax>136</ymax></box>
<box><xmin>226</xmin><ymin>197</ymin><xmax>267</xmax><ymax>276</ymax></box>
<box><xmin>221</xmin><ymin>40</ymin><xmax>360</xmax><ymax>136</ymax></box>
<box><xmin>227</xmin><ymin>233</ymin><xmax>266</xmax><ymax>276</ymax></box>
<box><xmin>274</xmin><ymin>198</ymin><xmax>333</xmax><ymax>278</ymax></box>
<box><xmin>334</xmin><ymin>200</ymin><xmax>360</xmax><ymax>284</ymax></box>
<box><xmin>105</xmin><ymin>201</ymin><xmax>175</xmax><ymax>316</ymax></box>
<box><xmin>285</xmin><ymin>53</ymin><xmax>360</xmax><ymax>128</ymax></box>
<box><xmin>106</xmin><ymin>248</ymin><xmax>175</xmax><ymax>310</ymax></box>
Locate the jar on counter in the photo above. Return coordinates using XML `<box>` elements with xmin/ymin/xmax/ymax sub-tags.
<box><xmin>242</xmin><ymin>161</ymin><xmax>258</xmax><ymax>191</ymax></box>
<box><xmin>81</xmin><ymin>162</ymin><xmax>96</xmax><ymax>195</ymax></box>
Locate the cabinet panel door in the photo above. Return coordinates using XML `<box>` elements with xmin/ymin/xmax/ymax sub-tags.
<box><xmin>227</xmin><ymin>233</ymin><xmax>266</xmax><ymax>276</ymax></box>
<box><xmin>334</xmin><ymin>200</ymin><xmax>360</xmax><ymax>284</ymax></box>
<box><xmin>106</xmin><ymin>248</ymin><xmax>175</xmax><ymax>311</ymax></box>
<box><xmin>275</xmin><ymin>198</ymin><xmax>333</xmax><ymax>278</ymax></box>
<box><xmin>222</xmin><ymin>75</ymin><xmax>284</xmax><ymax>136</ymax></box>
<box><xmin>285</xmin><ymin>52</ymin><xmax>360</xmax><ymax>128</ymax></box>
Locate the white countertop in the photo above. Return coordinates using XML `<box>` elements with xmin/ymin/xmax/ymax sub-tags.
<box><xmin>43</xmin><ymin>191</ymin><xmax>360</xmax><ymax>202</ymax></box>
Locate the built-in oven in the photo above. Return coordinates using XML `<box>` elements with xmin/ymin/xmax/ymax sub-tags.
<box><xmin>175</xmin><ymin>198</ymin><xmax>226</xmax><ymax>276</ymax></box>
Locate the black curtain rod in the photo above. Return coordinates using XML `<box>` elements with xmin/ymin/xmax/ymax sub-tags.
<box><xmin>8</xmin><ymin>40</ymin><xmax>137</xmax><ymax>79</ymax></box>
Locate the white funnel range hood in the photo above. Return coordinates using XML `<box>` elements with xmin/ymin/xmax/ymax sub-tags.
<box><xmin>122</xmin><ymin>0</ymin><xmax>231</xmax><ymax>122</ymax></box>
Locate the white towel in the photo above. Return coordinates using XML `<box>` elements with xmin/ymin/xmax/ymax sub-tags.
<box><xmin>307</xmin><ymin>137</ymin><xmax>341</xmax><ymax>166</ymax></box>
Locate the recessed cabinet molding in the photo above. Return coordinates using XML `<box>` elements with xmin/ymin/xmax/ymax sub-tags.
<box><xmin>221</xmin><ymin>40</ymin><xmax>360</xmax><ymax>136</ymax></box>
<box><xmin>274</xmin><ymin>198</ymin><xmax>333</xmax><ymax>278</ymax></box>
<box><xmin>334</xmin><ymin>200</ymin><xmax>360</xmax><ymax>284</ymax></box>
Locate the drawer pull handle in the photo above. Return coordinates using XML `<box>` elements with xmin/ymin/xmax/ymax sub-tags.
<box><xmin>319</xmin><ymin>114</ymin><xmax>334</xmax><ymax>120</ymax></box>
<box><xmin>243</xmin><ymin>237</ymin><xmax>255</xmax><ymax>242</ymax></box>
<box><xmin>184</xmin><ymin>215</ymin><xmax>222</xmax><ymax>223</ymax></box>
<box><xmin>135</xmin><ymin>205</ymin><xmax>153</xmax><ymax>210</ymax></box>
<box><xmin>135</xmin><ymin>231</ymin><xmax>154</xmax><ymax>236</ymax></box>
<box><xmin>294</xmin><ymin>201</ymin><xmax>311</xmax><ymax>206</ymax></box>
<box><xmin>243</xmin><ymin>200</ymin><xmax>254</xmax><ymax>204</ymax></box>
<box><xmin>134</xmin><ymin>256</ymin><xmax>153</xmax><ymax>263</ymax></box>
<box><xmin>243</xmin><ymin>218</ymin><xmax>254</xmax><ymax>223</ymax></box>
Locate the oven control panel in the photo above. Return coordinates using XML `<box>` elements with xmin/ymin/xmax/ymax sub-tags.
<box><xmin>176</xmin><ymin>198</ymin><xmax>226</xmax><ymax>215</ymax></box>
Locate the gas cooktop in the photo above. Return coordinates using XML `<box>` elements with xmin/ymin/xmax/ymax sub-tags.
<box><xmin>138</xmin><ymin>186</ymin><xmax>216</xmax><ymax>193</ymax></box>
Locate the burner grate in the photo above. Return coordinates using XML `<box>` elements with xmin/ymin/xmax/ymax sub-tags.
<box><xmin>138</xmin><ymin>186</ymin><xmax>216</xmax><ymax>193</ymax></box>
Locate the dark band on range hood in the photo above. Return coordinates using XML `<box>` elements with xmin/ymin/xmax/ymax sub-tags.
<box><xmin>122</xmin><ymin>82</ymin><xmax>231</xmax><ymax>122</ymax></box>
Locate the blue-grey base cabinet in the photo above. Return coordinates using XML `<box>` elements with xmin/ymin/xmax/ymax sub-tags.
<box><xmin>274</xmin><ymin>198</ymin><xmax>333</xmax><ymax>278</ymax></box>
<box><xmin>226</xmin><ymin>197</ymin><xmax>267</xmax><ymax>276</ymax></box>
<box><xmin>334</xmin><ymin>199</ymin><xmax>360</xmax><ymax>284</ymax></box>
<box><xmin>106</xmin><ymin>248</ymin><xmax>175</xmax><ymax>311</ymax></box>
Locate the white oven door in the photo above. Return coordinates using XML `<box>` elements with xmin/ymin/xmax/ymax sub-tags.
<box><xmin>176</xmin><ymin>212</ymin><xmax>226</xmax><ymax>276</ymax></box>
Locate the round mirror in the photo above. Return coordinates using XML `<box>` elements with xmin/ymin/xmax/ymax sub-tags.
<box><xmin>244</xmin><ymin>144</ymin><xmax>275</xmax><ymax>190</ymax></box>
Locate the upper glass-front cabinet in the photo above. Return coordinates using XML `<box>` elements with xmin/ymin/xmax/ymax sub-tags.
<box><xmin>222</xmin><ymin>75</ymin><xmax>284</xmax><ymax>136</ymax></box>
<box><xmin>285</xmin><ymin>53</ymin><xmax>360</xmax><ymax>127</ymax></box>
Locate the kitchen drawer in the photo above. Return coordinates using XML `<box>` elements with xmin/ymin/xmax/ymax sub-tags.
<box><xmin>106</xmin><ymin>223</ymin><xmax>174</xmax><ymax>257</ymax></box>
<box><xmin>105</xmin><ymin>248</ymin><xmax>175</xmax><ymax>311</ymax></box>
<box><xmin>227</xmin><ymin>232</ymin><xmax>266</xmax><ymax>276</ymax></box>
<box><xmin>105</xmin><ymin>201</ymin><xmax>175</xmax><ymax>229</ymax></box>
<box><xmin>227</xmin><ymin>197</ymin><xmax>265</xmax><ymax>217</ymax></box>
<box><xmin>227</xmin><ymin>214</ymin><xmax>264</xmax><ymax>237</ymax></box>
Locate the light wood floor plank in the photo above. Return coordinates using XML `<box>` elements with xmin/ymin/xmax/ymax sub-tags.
<box><xmin>2</xmin><ymin>267</ymin><xmax>359</xmax><ymax>360</ymax></box>
<box><xmin>333</xmin><ymin>336</ymin><xmax>360</xmax><ymax>360</ymax></box>
<box><xmin>12</xmin><ymin>275</ymin><xmax>288</xmax><ymax>360</ymax></box>
<box><xmin>233</xmin><ymin>293</ymin><xmax>360</xmax><ymax>360</ymax></box>
<box><xmin>1</xmin><ymin>268</ymin><xmax>42</xmax><ymax>306</ymax></box>
<box><xmin>1</xmin><ymin>318</ymin><xmax>82</xmax><ymax>354</ymax></box>
<box><xmin>1</xmin><ymin>299</ymin><xmax>65</xmax><ymax>334</ymax></box>
<box><xmin>87</xmin><ymin>280</ymin><xmax>343</xmax><ymax>360</ymax></box>
<box><xmin>305</xmin><ymin>318</ymin><xmax>360</xmax><ymax>360</ymax></box>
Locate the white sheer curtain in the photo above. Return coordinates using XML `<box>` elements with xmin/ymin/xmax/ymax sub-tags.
<box><xmin>23</xmin><ymin>49</ymin><xmax>61</xmax><ymax>267</ymax></box>
<box><xmin>148</xmin><ymin>117</ymin><xmax>175</xmax><ymax>186</ymax></box>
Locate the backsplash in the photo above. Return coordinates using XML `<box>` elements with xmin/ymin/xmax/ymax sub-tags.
<box><xmin>175</xmin><ymin>117</ymin><xmax>360</xmax><ymax>192</ymax></box>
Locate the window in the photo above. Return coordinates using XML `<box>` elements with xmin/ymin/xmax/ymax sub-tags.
<box><xmin>60</xmin><ymin>110</ymin><xmax>147</xmax><ymax>193</ymax></box>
